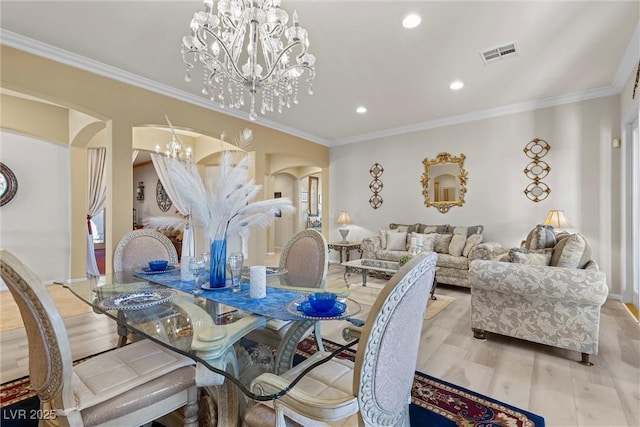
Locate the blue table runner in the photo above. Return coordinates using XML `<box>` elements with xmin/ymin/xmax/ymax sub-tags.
<box><xmin>134</xmin><ymin>270</ymin><xmax>304</xmax><ymax>321</ymax></box>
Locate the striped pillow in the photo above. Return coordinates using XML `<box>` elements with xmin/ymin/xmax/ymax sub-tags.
<box><xmin>550</xmin><ymin>234</ymin><xmax>592</xmax><ymax>268</ymax></box>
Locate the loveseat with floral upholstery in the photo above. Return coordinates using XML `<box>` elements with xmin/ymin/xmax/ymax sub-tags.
<box><xmin>361</xmin><ymin>222</ymin><xmax>506</xmax><ymax>288</ymax></box>
<box><xmin>469</xmin><ymin>225</ymin><xmax>608</xmax><ymax>365</ymax></box>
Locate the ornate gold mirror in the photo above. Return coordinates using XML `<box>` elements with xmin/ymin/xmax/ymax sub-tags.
<box><xmin>421</xmin><ymin>152</ymin><xmax>467</xmax><ymax>213</ymax></box>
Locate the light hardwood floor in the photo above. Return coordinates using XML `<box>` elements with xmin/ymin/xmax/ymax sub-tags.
<box><xmin>1</xmin><ymin>261</ymin><xmax>638</xmax><ymax>427</ymax></box>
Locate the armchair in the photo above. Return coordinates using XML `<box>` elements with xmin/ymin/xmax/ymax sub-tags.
<box><xmin>243</xmin><ymin>252</ymin><xmax>437</xmax><ymax>427</ymax></box>
<box><xmin>469</xmin><ymin>259</ymin><xmax>608</xmax><ymax>364</ymax></box>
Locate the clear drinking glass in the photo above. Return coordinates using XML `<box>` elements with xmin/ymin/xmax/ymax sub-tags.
<box><xmin>201</xmin><ymin>252</ymin><xmax>210</xmax><ymax>271</ymax></box>
<box><xmin>189</xmin><ymin>256</ymin><xmax>206</xmax><ymax>295</ymax></box>
<box><xmin>228</xmin><ymin>252</ymin><xmax>244</xmax><ymax>292</ymax></box>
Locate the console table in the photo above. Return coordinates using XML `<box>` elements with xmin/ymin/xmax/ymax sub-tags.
<box><xmin>328</xmin><ymin>242</ymin><xmax>362</xmax><ymax>263</ymax></box>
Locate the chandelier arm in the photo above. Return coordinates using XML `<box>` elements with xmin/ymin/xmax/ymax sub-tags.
<box><xmin>195</xmin><ymin>28</ymin><xmax>248</xmax><ymax>85</ymax></box>
<box><xmin>259</xmin><ymin>40</ymin><xmax>304</xmax><ymax>82</ymax></box>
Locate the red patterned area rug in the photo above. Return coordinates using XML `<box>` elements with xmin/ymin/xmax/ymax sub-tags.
<box><xmin>296</xmin><ymin>338</ymin><xmax>545</xmax><ymax>427</ymax></box>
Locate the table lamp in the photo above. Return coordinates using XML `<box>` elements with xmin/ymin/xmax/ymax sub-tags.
<box><xmin>336</xmin><ymin>211</ymin><xmax>353</xmax><ymax>243</ymax></box>
<box><xmin>542</xmin><ymin>210</ymin><xmax>573</xmax><ymax>232</ymax></box>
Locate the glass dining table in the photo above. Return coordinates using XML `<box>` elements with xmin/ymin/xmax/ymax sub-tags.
<box><xmin>56</xmin><ymin>267</ymin><xmax>361</xmax><ymax>426</ymax></box>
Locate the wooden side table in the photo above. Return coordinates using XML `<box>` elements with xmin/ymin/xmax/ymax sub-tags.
<box><xmin>328</xmin><ymin>242</ymin><xmax>362</xmax><ymax>263</ymax></box>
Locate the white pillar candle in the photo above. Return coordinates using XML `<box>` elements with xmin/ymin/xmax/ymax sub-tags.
<box><xmin>249</xmin><ymin>265</ymin><xmax>267</xmax><ymax>298</ymax></box>
<box><xmin>410</xmin><ymin>236</ymin><xmax>417</xmax><ymax>247</ymax></box>
<box><xmin>416</xmin><ymin>234</ymin><xmax>424</xmax><ymax>245</ymax></box>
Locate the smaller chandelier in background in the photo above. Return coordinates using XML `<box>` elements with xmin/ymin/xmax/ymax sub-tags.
<box><xmin>155</xmin><ymin>137</ymin><xmax>193</xmax><ymax>162</ymax></box>
<box><xmin>182</xmin><ymin>0</ymin><xmax>316</xmax><ymax>121</ymax></box>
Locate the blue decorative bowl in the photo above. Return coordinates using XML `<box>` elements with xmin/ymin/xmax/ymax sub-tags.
<box><xmin>148</xmin><ymin>260</ymin><xmax>169</xmax><ymax>271</ymax></box>
<box><xmin>308</xmin><ymin>292</ymin><xmax>337</xmax><ymax>312</ymax></box>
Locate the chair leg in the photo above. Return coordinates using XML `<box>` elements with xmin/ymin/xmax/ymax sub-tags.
<box><xmin>313</xmin><ymin>323</ymin><xmax>324</xmax><ymax>352</ymax></box>
<box><xmin>183</xmin><ymin>387</ymin><xmax>200</xmax><ymax>427</ymax></box>
<box><xmin>274</xmin><ymin>403</ymin><xmax>287</xmax><ymax>427</ymax></box>
<box><xmin>472</xmin><ymin>328</ymin><xmax>487</xmax><ymax>340</ymax></box>
<box><xmin>579</xmin><ymin>352</ymin><xmax>594</xmax><ymax>366</ymax></box>
<box><xmin>117</xmin><ymin>310</ymin><xmax>128</xmax><ymax>347</ymax></box>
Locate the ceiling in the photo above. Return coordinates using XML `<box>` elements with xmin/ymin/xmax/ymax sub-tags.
<box><xmin>1</xmin><ymin>1</ymin><xmax>638</xmax><ymax>147</ymax></box>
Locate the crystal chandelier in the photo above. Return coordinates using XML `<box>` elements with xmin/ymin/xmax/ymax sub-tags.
<box><xmin>182</xmin><ymin>0</ymin><xmax>316</xmax><ymax>121</ymax></box>
<box><xmin>154</xmin><ymin>116</ymin><xmax>193</xmax><ymax>162</ymax></box>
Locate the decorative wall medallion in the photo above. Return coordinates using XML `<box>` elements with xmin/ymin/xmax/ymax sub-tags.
<box><xmin>0</xmin><ymin>162</ymin><xmax>18</xmax><ymax>207</ymax></box>
<box><xmin>369</xmin><ymin>163</ymin><xmax>384</xmax><ymax>209</ymax></box>
<box><xmin>523</xmin><ymin>138</ymin><xmax>551</xmax><ymax>202</ymax></box>
<box><xmin>156</xmin><ymin>179</ymin><xmax>172</xmax><ymax>212</ymax></box>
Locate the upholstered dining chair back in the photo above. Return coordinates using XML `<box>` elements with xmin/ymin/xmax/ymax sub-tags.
<box><xmin>279</xmin><ymin>229</ymin><xmax>328</xmax><ymax>288</ymax></box>
<box><xmin>353</xmin><ymin>252</ymin><xmax>436</xmax><ymax>425</ymax></box>
<box><xmin>113</xmin><ymin>229</ymin><xmax>178</xmax><ymax>272</ymax></box>
<box><xmin>0</xmin><ymin>250</ymin><xmax>199</xmax><ymax>427</ymax></box>
<box><xmin>0</xmin><ymin>250</ymin><xmax>76</xmax><ymax>416</ymax></box>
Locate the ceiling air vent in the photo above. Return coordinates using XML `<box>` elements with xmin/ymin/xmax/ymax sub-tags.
<box><xmin>481</xmin><ymin>42</ymin><xmax>518</xmax><ymax>64</ymax></box>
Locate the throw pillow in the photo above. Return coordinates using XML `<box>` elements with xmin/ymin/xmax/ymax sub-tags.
<box><xmin>433</xmin><ymin>233</ymin><xmax>453</xmax><ymax>254</ymax></box>
<box><xmin>448</xmin><ymin>234</ymin><xmax>467</xmax><ymax>257</ymax></box>
<box><xmin>550</xmin><ymin>233</ymin><xmax>592</xmax><ymax>268</ymax></box>
<box><xmin>423</xmin><ymin>233</ymin><xmax>437</xmax><ymax>252</ymax></box>
<box><xmin>451</xmin><ymin>225</ymin><xmax>484</xmax><ymax>236</ymax></box>
<box><xmin>411</xmin><ymin>232</ymin><xmax>437</xmax><ymax>252</ymax></box>
<box><xmin>523</xmin><ymin>224</ymin><xmax>556</xmax><ymax>250</ymax></box>
<box><xmin>379</xmin><ymin>229</ymin><xmax>388</xmax><ymax>249</ymax></box>
<box><xmin>417</xmin><ymin>224</ymin><xmax>448</xmax><ymax>234</ymax></box>
<box><xmin>509</xmin><ymin>248</ymin><xmax>552</xmax><ymax>266</ymax></box>
<box><xmin>386</xmin><ymin>231</ymin><xmax>408</xmax><ymax>251</ymax></box>
<box><xmin>462</xmin><ymin>234</ymin><xmax>483</xmax><ymax>257</ymax></box>
<box><xmin>389</xmin><ymin>223</ymin><xmax>419</xmax><ymax>234</ymax></box>
<box><xmin>421</xmin><ymin>225</ymin><xmax>439</xmax><ymax>234</ymax></box>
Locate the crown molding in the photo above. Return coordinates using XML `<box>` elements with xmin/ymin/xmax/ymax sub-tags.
<box><xmin>331</xmin><ymin>85</ymin><xmax>619</xmax><ymax>146</ymax></box>
<box><xmin>1</xmin><ymin>28</ymin><xmax>633</xmax><ymax>148</ymax></box>
<box><xmin>0</xmin><ymin>30</ymin><xmax>331</xmax><ymax>147</ymax></box>
<box><xmin>613</xmin><ymin>23</ymin><xmax>640</xmax><ymax>91</ymax></box>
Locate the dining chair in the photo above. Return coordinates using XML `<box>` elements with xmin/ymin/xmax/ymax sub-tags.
<box><xmin>113</xmin><ymin>228</ymin><xmax>179</xmax><ymax>272</ymax></box>
<box><xmin>245</xmin><ymin>229</ymin><xmax>329</xmax><ymax>352</ymax></box>
<box><xmin>113</xmin><ymin>228</ymin><xmax>179</xmax><ymax>346</ymax></box>
<box><xmin>0</xmin><ymin>249</ymin><xmax>199</xmax><ymax>427</ymax></box>
<box><xmin>242</xmin><ymin>252</ymin><xmax>437</xmax><ymax>427</ymax></box>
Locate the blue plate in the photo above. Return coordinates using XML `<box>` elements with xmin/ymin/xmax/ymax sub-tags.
<box><xmin>297</xmin><ymin>300</ymin><xmax>346</xmax><ymax>317</ymax></box>
<box><xmin>138</xmin><ymin>265</ymin><xmax>177</xmax><ymax>274</ymax></box>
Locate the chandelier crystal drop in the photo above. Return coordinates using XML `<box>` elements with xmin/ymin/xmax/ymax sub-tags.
<box><xmin>182</xmin><ymin>0</ymin><xmax>316</xmax><ymax>121</ymax></box>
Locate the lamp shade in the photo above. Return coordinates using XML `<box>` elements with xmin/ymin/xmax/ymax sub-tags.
<box><xmin>543</xmin><ymin>210</ymin><xmax>573</xmax><ymax>228</ymax></box>
<box><xmin>336</xmin><ymin>211</ymin><xmax>352</xmax><ymax>225</ymax></box>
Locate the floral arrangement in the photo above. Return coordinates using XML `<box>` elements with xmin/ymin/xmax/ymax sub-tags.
<box><xmin>146</xmin><ymin>126</ymin><xmax>295</xmax><ymax>286</ymax></box>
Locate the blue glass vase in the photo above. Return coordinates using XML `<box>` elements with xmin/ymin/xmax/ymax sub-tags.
<box><xmin>209</xmin><ymin>239</ymin><xmax>227</xmax><ymax>288</ymax></box>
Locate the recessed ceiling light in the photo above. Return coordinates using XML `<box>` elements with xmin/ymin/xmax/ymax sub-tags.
<box><xmin>402</xmin><ymin>14</ymin><xmax>421</xmax><ymax>29</ymax></box>
<box><xmin>450</xmin><ymin>80</ymin><xmax>464</xmax><ymax>90</ymax></box>
<box><xmin>356</xmin><ymin>106</ymin><xmax>367</xmax><ymax>114</ymax></box>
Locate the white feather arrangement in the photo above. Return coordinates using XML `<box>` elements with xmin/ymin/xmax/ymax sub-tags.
<box><xmin>151</xmin><ymin>147</ymin><xmax>295</xmax><ymax>243</ymax></box>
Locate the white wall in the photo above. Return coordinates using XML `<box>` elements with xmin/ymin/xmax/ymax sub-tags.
<box><xmin>0</xmin><ymin>131</ymin><xmax>70</xmax><ymax>285</ymax></box>
<box><xmin>273</xmin><ymin>173</ymin><xmax>296</xmax><ymax>248</ymax></box>
<box><xmin>330</xmin><ymin>95</ymin><xmax>621</xmax><ymax>292</ymax></box>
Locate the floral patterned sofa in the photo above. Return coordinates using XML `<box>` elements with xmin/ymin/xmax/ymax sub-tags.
<box><xmin>361</xmin><ymin>223</ymin><xmax>506</xmax><ymax>288</ymax></box>
<box><xmin>469</xmin><ymin>225</ymin><xmax>608</xmax><ymax>365</ymax></box>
